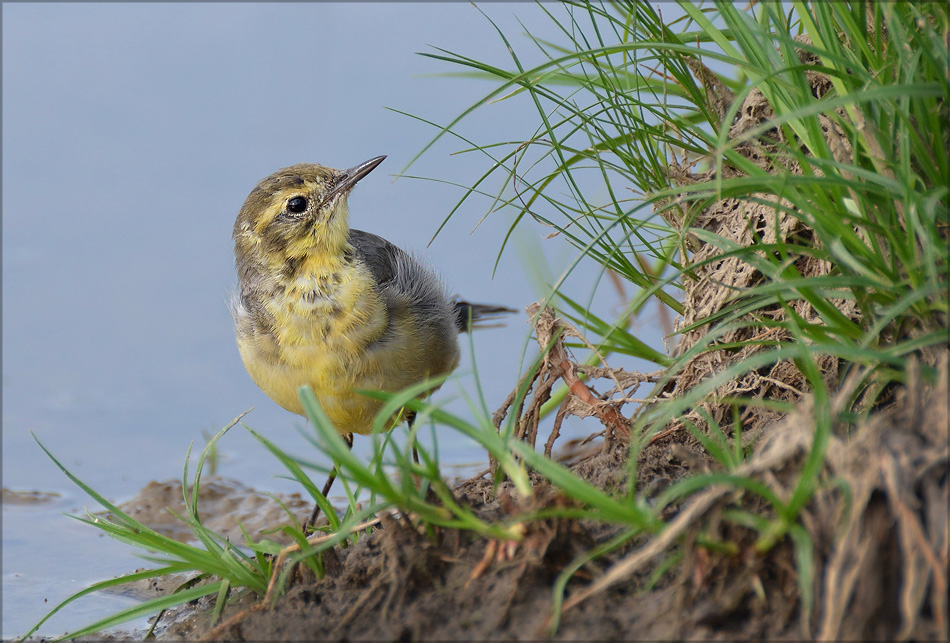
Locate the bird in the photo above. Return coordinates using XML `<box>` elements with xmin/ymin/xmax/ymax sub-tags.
<box><xmin>231</xmin><ymin>155</ymin><xmax>512</xmax><ymax>528</ymax></box>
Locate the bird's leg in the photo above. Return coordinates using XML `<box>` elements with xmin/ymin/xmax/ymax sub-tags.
<box><xmin>304</xmin><ymin>433</ymin><xmax>354</xmax><ymax>532</ymax></box>
<box><xmin>404</xmin><ymin>411</ymin><xmax>444</xmax><ymax>512</ymax></box>
<box><xmin>406</xmin><ymin>409</ymin><xmax>420</xmax><ymax>465</ymax></box>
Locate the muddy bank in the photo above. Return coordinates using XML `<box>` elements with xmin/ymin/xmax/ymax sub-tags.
<box><xmin>148</xmin><ymin>355</ymin><xmax>945</xmax><ymax>640</ymax></box>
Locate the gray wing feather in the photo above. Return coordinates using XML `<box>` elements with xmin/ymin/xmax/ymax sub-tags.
<box><xmin>349</xmin><ymin>229</ymin><xmax>455</xmax><ymax>334</ymax></box>
<box><xmin>348</xmin><ymin>229</ymin><xmax>407</xmax><ymax>287</ymax></box>
<box><xmin>349</xmin><ymin>229</ymin><xmax>514</xmax><ymax>335</ymax></box>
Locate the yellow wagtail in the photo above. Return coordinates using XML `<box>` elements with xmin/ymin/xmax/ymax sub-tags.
<box><xmin>232</xmin><ymin>156</ymin><xmax>511</xmax><ymax>526</ymax></box>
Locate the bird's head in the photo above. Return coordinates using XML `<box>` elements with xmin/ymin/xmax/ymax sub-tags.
<box><xmin>233</xmin><ymin>156</ymin><xmax>386</xmax><ymax>270</ymax></box>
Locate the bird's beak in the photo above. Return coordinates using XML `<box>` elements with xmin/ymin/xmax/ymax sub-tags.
<box><xmin>321</xmin><ymin>155</ymin><xmax>387</xmax><ymax>208</ymax></box>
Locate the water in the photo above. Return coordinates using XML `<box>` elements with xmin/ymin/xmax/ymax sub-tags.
<box><xmin>2</xmin><ymin>4</ymin><xmax>670</xmax><ymax>638</ymax></box>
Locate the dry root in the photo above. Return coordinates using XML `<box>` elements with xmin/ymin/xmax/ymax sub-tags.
<box><xmin>491</xmin><ymin>303</ymin><xmax>662</xmax><ymax>465</ymax></box>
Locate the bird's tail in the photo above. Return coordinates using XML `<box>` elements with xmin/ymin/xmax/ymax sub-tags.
<box><xmin>453</xmin><ymin>299</ymin><xmax>518</xmax><ymax>332</ymax></box>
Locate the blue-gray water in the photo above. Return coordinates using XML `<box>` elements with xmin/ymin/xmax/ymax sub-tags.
<box><xmin>2</xmin><ymin>4</ymin><xmax>670</xmax><ymax>638</ymax></box>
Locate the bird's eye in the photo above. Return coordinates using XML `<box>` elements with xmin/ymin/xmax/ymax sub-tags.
<box><xmin>286</xmin><ymin>196</ymin><xmax>308</xmax><ymax>214</ymax></box>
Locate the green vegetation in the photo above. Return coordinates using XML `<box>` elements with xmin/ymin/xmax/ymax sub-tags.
<box><xmin>26</xmin><ymin>1</ymin><xmax>947</xmax><ymax>639</ymax></box>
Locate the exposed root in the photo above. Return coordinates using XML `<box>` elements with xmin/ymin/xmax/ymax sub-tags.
<box><xmin>493</xmin><ymin>303</ymin><xmax>662</xmax><ymax>461</ymax></box>
<box><xmin>553</xmin><ymin>355</ymin><xmax>949</xmax><ymax>640</ymax></box>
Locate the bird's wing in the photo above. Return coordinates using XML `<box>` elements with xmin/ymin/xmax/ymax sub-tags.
<box><xmin>348</xmin><ymin>229</ymin><xmax>409</xmax><ymax>287</ymax></box>
<box><xmin>349</xmin><ymin>228</ymin><xmax>456</xmax><ymax>333</ymax></box>
<box><xmin>349</xmin><ymin>229</ymin><xmax>514</xmax><ymax>333</ymax></box>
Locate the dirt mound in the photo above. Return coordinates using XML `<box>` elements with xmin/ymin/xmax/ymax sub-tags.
<box><xmin>159</xmin><ymin>354</ymin><xmax>946</xmax><ymax>640</ymax></box>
